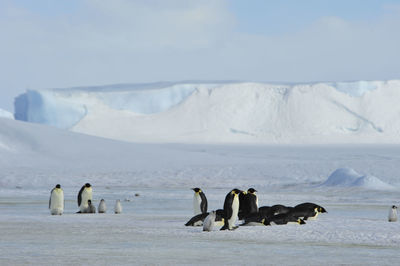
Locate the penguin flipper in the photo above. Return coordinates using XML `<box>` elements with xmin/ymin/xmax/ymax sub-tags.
<box><xmin>200</xmin><ymin>192</ymin><xmax>208</xmax><ymax>214</ymax></box>
<box><xmin>77</xmin><ymin>185</ymin><xmax>84</xmax><ymax>207</ymax></box>
<box><xmin>185</xmin><ymin>213</ymin><xmax>207</xmax><ymax>226</ymax></box>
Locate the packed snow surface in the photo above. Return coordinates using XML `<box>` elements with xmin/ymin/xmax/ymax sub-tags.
<box><xmin>1</xmin><ymin>118</ymin><xmax>400</xmax><ymax>265</ymax></box>
<box><xmin>14</xmin><ymin>80</ymin><xmax>400</xmax><ymax>143</ymax></box>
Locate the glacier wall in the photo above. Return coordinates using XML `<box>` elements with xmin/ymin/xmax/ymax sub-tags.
<box><xmin>13</xmin><ymin>80</ymin><xmax>400</xmax><ymax>143</ymax></box>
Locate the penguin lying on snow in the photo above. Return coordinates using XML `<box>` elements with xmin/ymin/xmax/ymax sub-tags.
<box><xmin>259</xmin><ymin>204</ymin><xmax>292</xmax><ymax>217</ymax></box>
<box><xmin>259</xmin><ymin>203</ymin><xmax>327</xmax><ymax>221</ymax></box>
<box><xmin>295</xmin><ymin>202</ymin><xmax>327</xmax><ymax>214</ymax></box>
<box><xmin>220</xmin><ymin>188</ymin><xmax>243</xmax><ymax>230</ymax></box>
<box><xmin>185</xmin><ymin>209</ymin><xmax>224</xmax><ymax>226</ymax></box>
<box><xmin>49</xmin><ymin>184</ymin><xmax>64</xmax><ymax>215</ymax></box>
<box><xmin>192</xmin><ymin>188</ymin><xmax>208</xmax><ymax>215</ymax></box>
<box><xmin>241</xmin><ymin>212</ymin><xmax>306</xmax><ymax>226</ymax></box>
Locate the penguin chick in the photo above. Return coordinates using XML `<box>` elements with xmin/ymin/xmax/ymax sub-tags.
<box><xmin>114</xmin><ymin>199</ymin><xmax>122</xmax><ymax>214</ymax></box>
<box><xmin>88</xmin><ymin>200</ymin><xmax>96</xmax><ymax>213</ymax></box>
<box><xmin>98</xmin><ymin>199</ymin><xmax>107</xmax><ymax>213</ymax></box>
<box><xmin>203</xmin><ymin>211</ymin><xmax>216</xmax><ymax>231</ymax></box>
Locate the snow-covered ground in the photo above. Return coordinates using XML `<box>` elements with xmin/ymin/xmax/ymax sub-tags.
<box><xmin>1</xmin><ymin>118</ymin><xmax>400</xmax><ymax>265</ymax></box>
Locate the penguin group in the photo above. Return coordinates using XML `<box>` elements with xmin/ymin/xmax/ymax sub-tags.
<box><xmin>185</xmin><ymin>187</ymin><xmax>327</xmax><ymax>231</ymax></box>
<box><xmin>48</xmin><ymin>183</ymin><xmax>123</xmax><ymax>215</ymax></box>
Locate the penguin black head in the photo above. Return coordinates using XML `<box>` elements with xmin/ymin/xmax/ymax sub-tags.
<box><xmin>192</xmin><ymin>188</ymin><xmax>201</xmax><ymax>193</ymax></box>
<box><xmin>247</xmin><ymin>188</ymin><xmax>257</xmax><ymax>194</ymax></box>
<box><xmin>319</xmin><ymin>207</ymin><xmax>327</xmax><ymax>213</ymax></box>
<box><xmin>232</xmin><ymin>188</ymin><xmax>242</xmax><ymax>195</ymax></box>
<box><xmin>55</xmin><ymin>184</ymin><xmax>61</xmax><ymax>189</ymax></box>
<box><xmin>85</xmin><ymin>183</ymin><xmax>91</xmax><ymax>188</ymax></box>
<box><xmin>392</xmin><ymin>205</ymin><xmax>398</xmax><ymax>209</ymax></box>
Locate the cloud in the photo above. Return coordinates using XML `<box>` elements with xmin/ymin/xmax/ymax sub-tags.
<box><xmin>0</xmin><ymin>1</ymin><xmax>400</xmax><ymax>111</ymax></box>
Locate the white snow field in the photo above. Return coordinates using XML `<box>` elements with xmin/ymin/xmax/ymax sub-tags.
<box><xmin>1</xmin><ymin>117</ymin><xmax>400</xmax><ymax>265</ymax></box>
<box><xmin>14</xmin><ymin>80</ymin><xmax>400</xmax><ymax>144</ymax></box>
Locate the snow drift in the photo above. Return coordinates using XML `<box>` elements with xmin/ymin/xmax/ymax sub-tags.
<box><xmin>320</xmin><ymin>168</ymin><xmax>393</xmax><ymax>190</ymax></box>
<box><xmin>13</xmin><ymin>80</ymin><xmax>400</xmax><ymax>143</ymax></box>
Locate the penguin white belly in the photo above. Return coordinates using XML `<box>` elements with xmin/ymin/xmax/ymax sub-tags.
<box><xmin>50</xmin><ymin>190</ymin><xmax>64</xmax><ymax>215</ymax></box>
<box><xmin>80</xmin><ymin>189</ymin><xmax>92</xmax><ymax>212</ymax></box>
<box><xmin>193</xmin><ymin>194</ymin><xmax>202</xmax><ymax>215</ymax></box>
<box><xmin>389</xmin><ymin>209</ymin><xmax>397</xmax><ymax>222</ymax></box>
<box><xmin>307</xmin><ymin>211</ymin><xmax>319</xmax><ymax>221</ymax></box>
<box><xmin>228</xmin><ymin>196</ymin><xmax>239</xmax><ymax>229</ymax></box>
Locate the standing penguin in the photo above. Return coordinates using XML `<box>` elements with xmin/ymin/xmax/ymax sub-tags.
<box><xmin>192</xmin><ymin>188</ymin><xmax>208</xmax><ymax>215</ymax></box>
<box><xmin>203</xmin><ymin>211</ymin><xmax>217</xmax><ymax>232</ymax></box>
<box><xmin>49</xmin><ymin>184</ymin><xmax>64</xmax><ymax>215</ymax></box>
<box><xmin>246</xmin><ymin>188</ymin><xmax>259</xmax><ymax>214</ymax></box>
<box><xmin>114</xmin><ymin>199</ymin><xmax>122</xmax><ymax>214</ymax></box>
<box><xmin>77</xmin><ymin>183</ymin><xmax>93</xmax><ymax>213</ymax></box>
<box><xmin>220</xmin><ymin>188</ymin><xmax>242</xmax><ymax>230</ymax></box>
<box><xmin>87</xmin><ymin>200</ymin><xmax>96</xmax><ymax>213</ymax></box>
<box><xmin>98</xmin><ymin>199</ymin><xmax>107</xmax><ymax>213</ymax></box>
<box><xmin>388</xmin><ymin>205</ymin><xmax>398</xmax><ymax>222</ymax></box>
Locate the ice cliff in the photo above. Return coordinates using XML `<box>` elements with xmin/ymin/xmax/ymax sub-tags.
<box><xmin>14</xmin><ymin>80</ymin><xmax>400</xmax><ymax>143</ymax></box>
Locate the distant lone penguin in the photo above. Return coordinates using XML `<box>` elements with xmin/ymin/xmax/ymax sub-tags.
<box><xmin>388</xmin><ymin>205</ymin><xmax>398</xmax><ymax>222</ymax></box>
<box><xmin>98</xmin><ymin>199</ymin><xmax>107</xmax><ymax>213</ymax></box>
<box><xmin>77</xmin><ymin>183</ymin><xmax>93</xmax><ymax>213</ymax></box>
<box><xmin>114</xmin><ymin>199</ymin><xmax>122</xmax><ymax>214</ymax></box>
<box><xmin>88</xmin><ymin>200</ymin><xmax>96</xmax><ymax>213</ymax></box>
<box><xmin>49</xmin><ymin>184</ymin><xmax>64</xmax><ymax>215</ymax></box>
<box><xmin>192</xmin><ymin>188</ymin><xmax>207</xmax><ymax>215</ymax></box>
<box><xmin>203</xmin><ymin>211</ymin><xmax>217</xmax><ymax>232</ymax></box>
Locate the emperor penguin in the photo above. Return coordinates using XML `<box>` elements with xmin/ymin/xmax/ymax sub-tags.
<box><xmin>239</xmin><ymin>188</ymin><xmax>258</xmax><ymax>220</ymax></box>
<box><xmin>388</xmin><ymin>205</ymin><xmax>398</xmax><ymax>222</ymax></box>
<box><xmin>87</xmin><ymin>200</ymin><xmax>96</xmax><ymax>213</ymax></box>
<box><xmin>295</xmin><ymin>202</ymin><xmax>327</xmax><ymax>214</ymax></box>
<box><xmin>220</xmin><ymin>188</ymin><xmax>242</xmax><ymax>230</ymax></box>
<box><xmin>114</xmin><ymin>199</ymin><xmax>122</xmax><ymax>214</ymax></box>
<box><xmin>203</xmin><ymin>211</ymin><xmax>217</xmax><ymax>232</ymax></box>
<box><xmin>98</xmin><ymin>199</ymin><xmax>107</xmax><ymax>213</ymax></box>
<box><xmin>192</xmin><ymin>188</ymin><xmax>208</xmax><ymax>215</ymax></box>
<box><xmin>49</xmin><ymin>184</ymin><xmax>64</xmax><ymax>215</ymax></box>
<box><xmin>265</xmin><ymin>213</ymin><xmax>306</xmax><ymax>226</ymax></box>
<box><xmin>77</xmin><ymin>183</ymin><xmax>93</xmax><ymax>213</ymax></box>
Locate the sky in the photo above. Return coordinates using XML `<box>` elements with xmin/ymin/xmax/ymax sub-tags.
<box><xmin>1</xmin><ymin>0</ymin><xmax>400</xmax><ymax>111</ymax></box>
